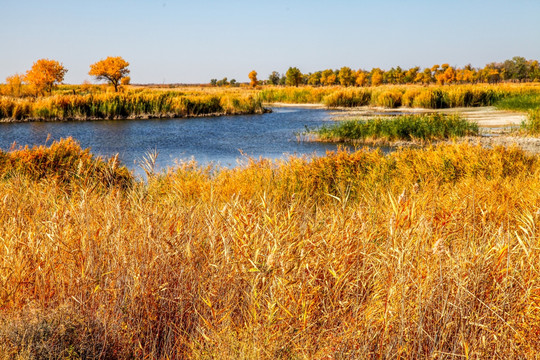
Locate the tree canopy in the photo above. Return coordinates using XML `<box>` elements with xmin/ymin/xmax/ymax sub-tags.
<box><xmin>24</xmin><ymin>59</ymin><xmax>67</xmax><ymax>95</ymax></box>
<box><xmin>89</xmin><ymin>56</ymin><xmax>130</xmax><ymax>92</ymax></box>
<box><xmin>248</xmin><ymin>70</ymin><xmax>258</xmax><ymax>87</ymax></box>
<box><xmin>286</xmin><ymin>67</ymin><xmax>302</xmax><ymax>87</ymax></box>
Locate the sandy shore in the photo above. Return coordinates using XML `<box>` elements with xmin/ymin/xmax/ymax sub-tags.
<box><xmin>329</xmin><ymin>106</ymin><xmax>526</xmax><ymax>127</ymax></box>
<box><xmin>267</xmin><ymin>103</ymin><xmax>527</xmax><ymax>127</ymax></box>
<box><xmin>297</xmin><ymin>104</ymin><xmax>540</xmax><ymax>154</ymax></box>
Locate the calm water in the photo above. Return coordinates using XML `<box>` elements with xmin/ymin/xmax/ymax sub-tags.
<box><xmin>0</xmin><ymin>107</ymin><xmax>352</xmax><ymax>174</ymax></box>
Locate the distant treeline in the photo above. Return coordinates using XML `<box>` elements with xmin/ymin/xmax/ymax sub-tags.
<box><xmin>211</xmin><ymin>56</ymin><xmax>540</xmax><ymax>87</ymax></box>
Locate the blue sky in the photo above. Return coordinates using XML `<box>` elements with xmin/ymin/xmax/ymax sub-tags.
<box><xmin>1</xmin><ymin>0</ymin><xmax>539</xmax><ymax>84</ymax></box>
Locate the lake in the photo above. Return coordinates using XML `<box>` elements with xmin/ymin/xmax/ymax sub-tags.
<box><xmin>0</xmin><ymin>107</ymin><xmax>354</xmax><ymax>174</ymax></box>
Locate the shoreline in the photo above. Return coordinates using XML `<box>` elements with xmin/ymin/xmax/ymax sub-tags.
<box><xmin>306</xmin><ymin>133</ymin><xmax>540</xmax><ymax>154</ymax></box>
<box><xmin>329</xmin><ymin>106</ymin><xmax>527</xmax><ymax>127</ymax></box>
<box><xmin>0</xmin><ymin>108</ymin><xmax>271</xmax><ymax>123</ymax></box>
<box><xmin>265</xmin><ymin>102</ymin><xmax>326</xmax><ymax>108</ymax></box>
<box><xmin>267</xmin><ymin>103</ymin><xmax>527</xmax><ymax>127</ymax></box>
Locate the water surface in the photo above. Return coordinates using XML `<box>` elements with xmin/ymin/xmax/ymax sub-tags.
<box><xmin>0</xmin><ymin>107</ymin><xmax>353</xmax><ymax>174</ymax></box>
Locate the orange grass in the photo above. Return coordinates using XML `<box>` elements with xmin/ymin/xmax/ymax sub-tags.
<box><xmin>1</xmin><ymin>140</ymin><xmax>540</xmax><ymax>358</ymax></box>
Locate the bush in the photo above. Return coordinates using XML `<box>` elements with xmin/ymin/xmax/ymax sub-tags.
<box><xmin>0</xmin><ymin>137</ymin><xmax>133</xmax><ymax>189</ymax></box>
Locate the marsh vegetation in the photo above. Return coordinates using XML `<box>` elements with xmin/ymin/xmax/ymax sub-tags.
<box><xmin>1</xmin><ymin>139</ymin><xmax>540</xmax><ymax>358</ymax></box>
<box><xmin>314</xmin><ymin>114</ymin><xmax>479</xmax><ymax>144</ymax></box>
<box><xmin>2</xmin><ymin>56</ymin><xmax>540</xmax><ymax>359</ymax></box>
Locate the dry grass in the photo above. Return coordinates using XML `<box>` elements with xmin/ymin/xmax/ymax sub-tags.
<box><xmin>261</xmin><ymin>83</ymin><xmax>540</xmax><ymax>109</ymax></box>
<box><xmin>0</xmin><ymin>87</ymin><xmax>265</xmax><ymax>121</ymax></box>
<box><xmin>2</xmin><ymin>83</ymin><xmax>539</xmax><ymax>122</ymax></box>
<box><xmin>1</xmin><ymin>140</ymin><xmax>540</xmax><ymax>358</ymax></box>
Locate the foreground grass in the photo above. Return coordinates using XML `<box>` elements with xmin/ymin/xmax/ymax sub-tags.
<box><xmin>314</xmin><ymin>114</ymin><xmax>479</xmax><ymax>144</ymax></box>
<box><xmin>1</xmin><ymin>139</ymin><xmax>540</xmax><ymax>358</ymax></box>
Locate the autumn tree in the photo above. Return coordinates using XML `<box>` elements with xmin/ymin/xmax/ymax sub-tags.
<box><xmin>24</xmin><ymin>59</ymin><xmax>67</xmax><ymax>96</ymax></box>
<box><xmin>443</xmin><ymin>66</ymin><xmax>456</xmax><ymax>84</ymax></box>
<box><xmin>248</xmin><ymin>70</ymin><xmax>258</xmax><ymax>87</ymax></box>
<box><xmin>308</xmin><ymin>71</ymin><xmax>322</xmax><ymax>86</ymax></box>
<box><xmin>404</xmin><ymin>67</ymin><xmax>419</xmax><ymax>83</ymax></box>
<box><xmin>286</xmin><ymin>67</ymin><xmax>302</xmax><ymax>87</ymax></box>
<box><xmin>370</xmin><ymin>68</ymin><xmax>384</xmax><ymax>86</ymax></box>
<box><xmin>338</xmin><ymin>67</ymin><xmax>355</xmax><ymax>86</ymax></box>
<box><xmin>355</xmin><ymin>71</ymin><xmax>367</xmax><ymax>86</ymax></box>
<box><xmin>89</xmin><ymin>56</ymin><xmax>130</xmax><ymax>92</ymax></box>
<box><xmin>421</xmin><ymin>68</ymin><xmax>433</xmax><ymax>84</ymax></box>
<box><xmin>4</xmin><ymin>74</ymin><xmax>24</xmax><ymax>97</ymax></box>
<box><xmin>321</xmin><ymin>69</ymin><xmax>336</xmax><ymax>86</ymax></box>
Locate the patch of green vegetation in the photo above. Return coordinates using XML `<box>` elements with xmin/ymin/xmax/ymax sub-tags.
<box><xmin>520</xmin><ymin>109</ymin><xmax>540</xmax><ymax>135</ymax></box>
<box><xmin>495</xmin><ymin>92</ymin><xmax>540</xmax><ymax>111</ymax></box>
<box><xmin>315</xmin><ymin>114</ymin><xmax>479</xmax><ymax>143</ymax></box>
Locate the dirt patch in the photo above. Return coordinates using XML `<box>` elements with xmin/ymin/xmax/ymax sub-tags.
<box><xmin>453</xmin><ymin>135</ymin><xmax>540</xmax><ymax>154</ymax></box>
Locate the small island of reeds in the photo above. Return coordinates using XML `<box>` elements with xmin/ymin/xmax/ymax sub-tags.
<box><xmin>312</xmin><ymin>113</ymin><xmax>479</xmax><ymax>144</ymax></box>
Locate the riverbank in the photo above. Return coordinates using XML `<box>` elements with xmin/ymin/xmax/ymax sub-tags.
<box><xmin>0</xmin><ymin>109</ymin><xmax>269</xmax><ymax>123</ymax></box>
<box><xmin>0</xmin><ymin>90</ymin><xmax>266</xmax><ymax>122</ymax></box>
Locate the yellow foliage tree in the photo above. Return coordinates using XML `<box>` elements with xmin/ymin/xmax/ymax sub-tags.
<box><xmin>338</xmin><ymin>67</ymin><xmax>355</xmax><ymax>86</ymax></box>
<box><xmin>371</xmin><ymin>69</ymin><xmax>383</xmax><ymax>86</ymax></box>
<box><xmin>443</xmin><ymin>66</ymin><xmax>456</xmax><ymax>84</ymax></box>
<box><xmin>321</xmin><ymin>69</ymin><xmax>336</xmax><ymax>86</ymax></box>
<box><xmin>435</xmin><ymin>72</ymin><xmax>446</xmax><ymax>85</ymax></box>
<box><xmin>89</xmin><ymin>56</ymin><xmax>130</xmax><ymax>92</ymax></box>
<box><xmin>248</xmin><ymin>70</ymin><xmax>258</xmax><ymax>87</ymax></box>
<box><xmin>24</xmin><ymin>59</ymin><xmax>67</xmax><ymax>96</ymax></box>
<box><xmin>5</xmin><ymin>74</ymin><xmax>24</xmax><ymax>97</ymax></box>
<box><xmin>355</xmin><ymin>71</ymin><xmax>367</xmax><ymax>86</ymax></box>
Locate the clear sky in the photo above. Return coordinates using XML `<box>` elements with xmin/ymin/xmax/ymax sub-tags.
<box><xmin>1</xmin><ymin>0</ymin><xmax>539</xmax><ymax>84</ymax></box>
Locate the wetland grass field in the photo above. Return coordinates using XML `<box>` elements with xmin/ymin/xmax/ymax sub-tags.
<box><xmin>1</xmin><ymin>137</ymin><xmax>540</xmax><ymax>358</ymax></box>
<box><xmin>1</xmin><ymin>82</ymin><xmax>540</xmax><ymax>359</ymax></box>
<box><xmin>1</xmin><ymin>83</ymin><xmax>539</xmax><ymax>122</ymax></box>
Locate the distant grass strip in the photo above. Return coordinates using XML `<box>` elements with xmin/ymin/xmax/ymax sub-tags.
<box><xmin>315</xmin><ymin>114</ymin><xmax>479</xmax><ymax>143</ymax></box>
